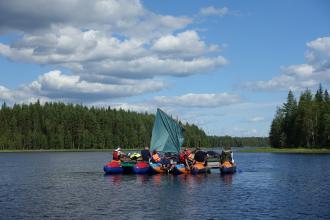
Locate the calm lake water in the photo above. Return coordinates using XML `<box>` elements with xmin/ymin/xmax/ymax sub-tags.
<box><xmin>0</xmin><ymin>152</ymin><xmax>330</xmax><ymax>220</ymax></box>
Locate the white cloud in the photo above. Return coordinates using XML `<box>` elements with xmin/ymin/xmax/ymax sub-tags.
<box><xmin>283</xmin><ymin>64</ymin><xmax>315</xmax><ymax>78</ymax></box>
<box><xmin>0</xmin><ymin>26</ymin><xmax>147</xmax><ymax>64</ymax></box>
<box><xmin>0</xmin><ymin>0</ymin><xmax>229</xmax><ymax>103</ymax></box>
<box><xmin>243</xmin><ymin>74</ymin><xmax>318</xmax><ymax>92</ymax></box>
<box><xmin>243</xmin><ymin>36</ymin><xmax>330</xmax><ymax>91</ymax></box>
<box><xmin>85</xmin><ymin>56</ymin><xmax>227</xmax><ymax>79</ymax></box>
<box><xmin>306</xmin><ymin>37</ymin><xmax>330</xmax><ymax>55</ymax></box>
<box><xmin>154</xmin><ymin>93</ymin><xmax>241</xmax><ymax>108</ymax></box>
<box><xmin>108</xmin><ymin>102</ymin><xmax>155</xmax><ymax>113</ymax></box>
<box><xmin>94</xmin><ymin>92</ymin><xmax>242</xmax><ymax>113</ymax></box>
<box><xmin>0</xmin><ymin>0</ymin><xmax>191</xmax><ymax>39</ymax></box>
<box><xmin>199</xmin><ymin>6</ymin><xmax>229</xmax><ymax>17</ymax></box>
<box><xmin>0</xmin><ymin>70</ymin><xmax>167</xmax><ymax>104</ymax></box>
<box><xmin>249</xmin><ymin>117</ymin><xmax>265</xmax><ymax>122</ymax></box>
<box><xmin>152</xmin><ymin>30</ymin><xmax>219</xmax><ymax>58</ymax></box>
<box><xmin>0</xmin><ymin>27</ymin><xmax>227</xmax><ymax>80</ymax></box>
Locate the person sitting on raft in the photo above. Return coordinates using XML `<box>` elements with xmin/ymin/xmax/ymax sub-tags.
<box><xmin>181</xmin><ymin>148</ymin><xmax>194</xmax><ymax>170</ymax></box>
<box><xmin>194</xmin><ymin>149</ymin><xmax>208</xmax><ymax>166</ymax></box>
<box><xmin>151</xmin><ymin>150</ymin><xmax>161</xmax><ymax>163</ymax></box>
<box><xmin>141</xmin><ymin>146</ymin><xmax>151</xmax><ymax>161</ymax></box>
<box><xmin>220</xmin><ymin>146</ymin><xmax>234</xmax><ymax>164</ymax></box>
<box><xmin>113</xmin><ymin>147</ymin><xmax>123</xmax><ymax>161</ymax></box>
<box><xmin>151</xmin><ymin>150</ymin><xmax>172</xmax><ymax>169</ymax></box>
<box><xmin>179</xmin><ymin>148</ymin><xmax>189</xmax><ymax>163</ymax></box>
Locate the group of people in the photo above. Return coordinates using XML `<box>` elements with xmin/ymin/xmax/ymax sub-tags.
<box><xmin>112</xmin><ymin>146</ymin><xmax>209</xmax><ymax>170</ymax></box>
<box><xmin>112</xmin><ymin>146</ymin><xmax>152</xmax><ymax>161</ymax></box>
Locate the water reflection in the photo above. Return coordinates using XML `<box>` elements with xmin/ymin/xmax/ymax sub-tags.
<box><xmin>150</xmin><ymin>174</ymin><xmax>162</xmax><ymax>185</ymax></box>
<box><xmin>220</xmin><ymin>174</ymin><xmax>234</xmax><ymax>185</ymax></box>
<box><xmin>136</xmin><ymin>174</ymin><xmax>150</xmax><ymax>184</ymax></box>
<box><xmin>104</xmin><ymin>174</ymin><xmax>122</xmax><ymax>186</ymax></box>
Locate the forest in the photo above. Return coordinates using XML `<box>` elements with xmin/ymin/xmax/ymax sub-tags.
<box><xmin>0</xmin><ymin>101</ymin><xmax>268</xmax><ymax>150</ymax></box>
<box><xmin>269</xmin><ymin>85</ymin><xmax>330</xmax><ymax>148</ymax></box>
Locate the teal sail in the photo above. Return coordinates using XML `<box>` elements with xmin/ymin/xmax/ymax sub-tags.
<box><xmin>150</xmin><ymin>109</ymin><xmax>184</xmax><ymax>153</ymax></box>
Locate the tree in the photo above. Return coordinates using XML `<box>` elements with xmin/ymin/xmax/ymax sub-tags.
<box><xmin>283</xmin><ymin>90</ymin><xmax>298</xmax><ymax>147</ymax></box>
<box><xmin>269</xmin><ymin>108</ymin><xmax>285</xmax><ymax>148</ymax></box>
<box><xmin>313</xmin><ymin>84</ymin><xmax>325</xmax><ymax>146</ymax></box>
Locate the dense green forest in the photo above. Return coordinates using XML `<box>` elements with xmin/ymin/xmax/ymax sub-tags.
<box><xmin>269</xmin><ymin>85</ymin><xmax>330</xmax><ymax>148</ymax></box>
<box><xmin>0</xmin><ymin>101</ymin><xmax>268</xmax><ymax>150</ymax></box>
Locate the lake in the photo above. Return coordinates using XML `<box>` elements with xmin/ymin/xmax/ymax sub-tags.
<box><xmin>0</xmin><ymin>152</ymin><xmax>329</xmax><ymax>219</ymax></box>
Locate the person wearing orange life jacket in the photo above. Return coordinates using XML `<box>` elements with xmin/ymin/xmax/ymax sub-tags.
<box><xmin>151</xmin><ymin>150</ymin><xmax>161</xmax><ymax>163</ymax></box>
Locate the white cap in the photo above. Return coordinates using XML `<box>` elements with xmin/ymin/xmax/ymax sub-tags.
<box><xmin>115</xmin><ymin>147</ymin><xmax>121</xmax><ymax>151</ymax></box>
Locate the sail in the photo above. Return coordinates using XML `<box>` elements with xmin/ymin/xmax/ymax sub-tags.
<box><xmin>150</xmin><ymin>109</ymin><xmax>184</xmax><ymax>153</ymax></box>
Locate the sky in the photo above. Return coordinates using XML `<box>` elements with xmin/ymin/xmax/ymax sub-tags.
<box><xmin>0</xmin><ymin>0</ymin><xmax>329</xmax><ymax>137</ymax></box>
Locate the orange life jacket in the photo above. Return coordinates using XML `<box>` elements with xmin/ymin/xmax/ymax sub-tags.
<box><xmin>222</xmin><ymin>161</ymin><xmax>233</xmax><ymax>168</ymax></box>
<box><xmin>152</xmin><ymin>153</ymin><xmax>161</xmax><ymax>162</ymax></box>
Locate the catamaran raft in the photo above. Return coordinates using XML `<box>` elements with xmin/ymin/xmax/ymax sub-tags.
<box><xmin>103</xmin><ymin>108</ymin><xmax>236</xmax><ymax>175</ymax></box>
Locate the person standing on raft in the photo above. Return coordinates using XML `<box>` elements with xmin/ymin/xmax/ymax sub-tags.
<box><xmin>113</xmin><ymin>147</ymin><xmax>123</xmax><ymax>161</ymax></box>
<box><xmin>141</xmin><ymin>146</ymin><xmax>151</xmax><ymax>161</ymax></box>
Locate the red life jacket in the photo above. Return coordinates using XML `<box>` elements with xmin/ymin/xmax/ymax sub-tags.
<box><xmin>113</xmin><ymin>151</ymin><xmax>119</xmax><ymax>160</ymax></box>
<box><xmin>179</xmin><ymin>152</ymin><xmax>185</xmax><ymax>163</ymax></box>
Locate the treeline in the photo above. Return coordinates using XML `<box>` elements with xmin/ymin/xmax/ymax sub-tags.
<box><xmin>181</xmin><ymin>125</ymin><xmax>268</xmax><ymax>148</ymax></box>
<box><xmin>269</xmin><ymin>85</ymin><xmax>330</xmax><ymax>148</ymax></box>
<box><xmin>208</xmin><ymin>136</ymin><xmax>269</xmax><ymax>148</ymax></box>
<box><xmin>0</xmin><ymin>101</ymin><xmax>268</xmax><ymax>150</ymax></box>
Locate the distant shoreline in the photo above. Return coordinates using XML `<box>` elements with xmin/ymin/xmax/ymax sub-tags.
<box><xmin>2</xmin><ymin>147</ymin><xmax>329</xmax><ymax>154</ymax></box>
<box><xmin>239</xmin><ymin>147</ymin><xmax>330</xmax><ymax>154</ymax></box>
<box><xmin>0</xmin><ymin>149</ymin><xmax>142</xmax><ymax>153</ymax></box>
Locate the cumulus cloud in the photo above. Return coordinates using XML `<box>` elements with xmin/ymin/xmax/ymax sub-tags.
<box><xmin>0</xmin><ymin>70</ymin><xmax>167</xmax><ymax>104</ymax></box>
<box><xmin>199</xmin><ymin>6</ymin><xmax>229</xmax><ymax>17</ymax></box>
<box><xmin>0</xmin><ymin>0</ymin><xmax>229</xmax><ymax>103</ymax></box>
<box><xmin>306</xmin><ymin>37</ymin><xmax>330</xmax><ymax>55</ymax></box>
<box><xmin>0</xmin><ymin>0</ymin><xmax>191</xmax><ymax>39</ymax></box>
<box><xmin>249</xmin><ymin>117</ymin><xmax>265</xmax><ymax>122</ymax></box>
<box><xmin>107</xmin><ymin>102</ymin><xmax>155</xmax><ymax>113</ymax></box>
<box><xmin>90</xmin><ymin>92</ymin><xmax>242</xmax><ymax>113</ymax></box>
<box><xmin>84</xmin><ymin>56</ymin><xmax>227</xmax><ymax>79</ymax></box>
<box><xmin>152</xmin><ymin>30</ymin><xmax>219</xmax><ymax>58</ymax></box>
<box><xmin>243</xmin><ymin>37</ymin><xmax>330</xmax><ymax>91</ymax></box>
<box><xmin>0</xmin><ymin>27</ymin><xmax>227</xmax><ymax>80</ymax></box>
<box><xmin>154</xmin><ymin>93</ymin><xmax>241</xmax><ymax>108</ymax></box>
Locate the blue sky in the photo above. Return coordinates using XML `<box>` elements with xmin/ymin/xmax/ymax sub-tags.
<box><xmin>0</xmin><ymin>0</ymin><xmax>329</xmax><ymax>137</ymax></box>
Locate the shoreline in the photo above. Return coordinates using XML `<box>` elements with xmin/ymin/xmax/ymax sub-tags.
<box><xmin>0</xmin><ymin>148</ymin><xmax>143</xmax><ymax>153</ymax></box>
<box><xmin>238</xmin><ymin>147</ymin><xmax>330</xmax><ymax>154</ymax></box>
<box><xmin>2</xmin><ymin>147</ymin><xmax>330</xmax><ymax>154</ymax></box>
